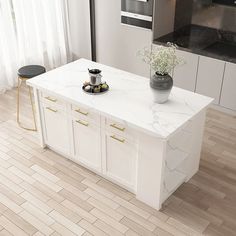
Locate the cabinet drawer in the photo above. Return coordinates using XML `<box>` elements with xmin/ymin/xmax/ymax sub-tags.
<box><xmin>42</xmin><ymin>103</ymin><xmax>66</xmax><ymax>114</ymax></box>
<box><xmin>105</xmin><ymin>118</ymin><xmax>138</xmax><ymax>143</ymax></box>
<box><xmin>41</xmin><ymin>92</ymin><xmax>66</xmax><ymax>111</ymax></box>
<box><xmin>71</xmin><ymin>104</ymin><xmax>100</xmax><ymax>124</ymax></box>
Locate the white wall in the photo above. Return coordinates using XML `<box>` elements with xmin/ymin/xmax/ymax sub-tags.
<box><xmin>153</xmin><ymin>0</ymin><xmax>176</xmax><ymax>39</ymax></box>
<box><xmin>95</xmin><ymin>0</ymin><xmax>152</xmax><ymax>77</ymax></box>
<box><xmin>67</xmin><ymin>0</ymin><xmax>91</xmax><ymax>60</ymax></box>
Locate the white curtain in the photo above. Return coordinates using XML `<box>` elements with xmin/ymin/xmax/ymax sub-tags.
<box><xmin>0</xmin><ymin>0</ymin><xmax>72</xmax><ymax>94</ymax></box>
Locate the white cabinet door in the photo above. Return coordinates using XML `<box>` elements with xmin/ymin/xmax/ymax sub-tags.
<box><xmin>73</xmin><ymin>119</ymin><xmax>101</xmax><ymax>172</ymax></box>
<box><xmin>42</xmin><ymin>106</ymin><xmax>70</xmax><ymax>155</ymax></box>
<box><xmin>220</xmin><ymin>62</ymin><xmax>236</xmax><ymax>111</ymax></box>
<box><xmin>196</xmin><ymin>56</ymin><xmax>225</xmax><ymax>104</ymax></box>
<box><xmin>104</xmin><ymin>133</ymin><xmax>137</xmax><ymax>190</ymax></box>
<box><xmin>172</xmin><ymin>50</ymin><xmax>199</xmax><ymax>91</ymax></box>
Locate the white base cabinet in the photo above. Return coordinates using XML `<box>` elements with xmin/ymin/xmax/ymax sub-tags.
<box><xmin>41</xmin><ymin>103</ymin><xmax>70</xmax><ymax>156</ymax></box>
<box><xmin>172</xmin><ymin>50</ymin><xmax>199</xmax><ymax>92</ymax></box>
<box><xmin>220</xmin><ymin>62</ymin><xmax>236</xmax><ymax>111</ymax></box>
<box><xmin>73</xmin><ymin>118</ymin><xmax>102</xmax><ymax>173</ymax></box>
<box><xmin>104</xmin><ymin>132</ymin><xmax>137</xmax><ymax>191</ymax></box>
<box><xmin>37</xmin><ymin>90</ymin><xmax>207</xmax><ymax>210</ymax></box>
<box><xmin>196</xmin><ymin>56</ymin><xmax>225</xmax><ymax>105</ymax></box>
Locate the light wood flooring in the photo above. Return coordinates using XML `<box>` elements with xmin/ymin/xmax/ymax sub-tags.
<box><xmin>0</xmin><ymin>86</ymin><xmax>236</xmax><ymax>236</ymax></box>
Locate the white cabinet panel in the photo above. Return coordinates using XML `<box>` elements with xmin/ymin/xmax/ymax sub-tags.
<box><xmin>95</xmin><ymin>0</ymin><xmax>152</xmax><ymax>77</ymax></box>
<box><xmin>67</xmin><ymin>0</ymin><xmax>91</xmax><ymax>60</ymax></box>
<box><xmin>196</xmin><ymin>56</ymin><xmax>225</xmax><ymax>104</ymax></box>
<box><xmin>220</xmin><ymin>62</ymin><xmax>236</xmax><ymax>111</ymax></box>
<box><xmin>172</xmin><ymin>50</ymin><xmax>199</xmax><ymax>91</ymax></box>
<box><xmin>73</xmin><ymin>119</ymin><xmax>101</xmax><ymax>172</ymax></box>
<box><xmin>104</xmin><ymin>133</ymin><xmax>137</xmax><ymax>190</ymax></box>
<box><xmin>42</xmin><ymin>105</ymin><xmax>70</xmax><ymax>155</ymax></box>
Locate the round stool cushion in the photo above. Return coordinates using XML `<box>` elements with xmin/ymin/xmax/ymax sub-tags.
<box><xmin>18</xmin><ymin>65</ymin><xmax>46</xmax><ymax>79</ymax></box>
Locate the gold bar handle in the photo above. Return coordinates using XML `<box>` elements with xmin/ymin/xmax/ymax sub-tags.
<box><xmin>46</xmin><ymin>107</ymin><xmax>58</xmax><ymax>113</ymax></box>
<box><xmin>76</xmin><ymin>120</ymin><xmax>89</xmax><ymax>127</ymax></box>
<box><xmin>45</xmin><ymin>96</ymin><xmax>57</xmax><ymax>102</ymax></box>
<box><xmin>110</xmin><ymin>123</ymin><xmax>125</xmax><ymax>132</ymax></box>
<box><xmin>110</xmin><ymin>135</ymin><xmax>125</xmax><ymax>143</ymax></box>
<box><xmin>75</xmin><ymin>109</ymin><xmax>89</xmax><ymax>116</ymax></box>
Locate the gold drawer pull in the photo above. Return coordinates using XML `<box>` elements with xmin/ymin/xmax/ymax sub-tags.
<box><xmin>110</xmin><ymin>123</ymin><xmax>125</xmax><ymax>132</ymax></box>
<box><xmin>76</xmin><ymin>120</ymin><xmax>89</xmax><ymax>127</ymax></box>
<box><xmin>45</xmin><ymin>96</ymin><xmax>57</xmax><ymax>102</ymax></box>
<box><xmin>110</xmin><ymin>135</ymin><xmax>125</xmax><ymax>143</ymax></box>
<box><xmin>46</xmin><ymin>107</ymin><xmax>57</xmax><ymax>113</ymax></box>
<box><xmin>75</xmin><ymin>109</ymin><xmax>89</xmax><ymax>116</ymax></box>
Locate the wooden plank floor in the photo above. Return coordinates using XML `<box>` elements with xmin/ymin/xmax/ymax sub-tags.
<box><xmin>0</xmin><ymin>86</ymin><xmax>236</xmax><ymax>236</ymax></box>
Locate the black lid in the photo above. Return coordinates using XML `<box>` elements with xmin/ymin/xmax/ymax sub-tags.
<box><xmin>88</xmin><ymin>69</ymin><xmax>101</xmax><ymax>74</ymax></box>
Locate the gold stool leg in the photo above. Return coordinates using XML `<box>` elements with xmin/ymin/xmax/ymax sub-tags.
<box><xmin>28</xmin><ymin>86</ymin><xmax>37</xmax><ymax>131</ymax></box>
<box><xmin>17</xmin><ymin>77</ymin><xmax>21</xmax><ymax>124</ymax></box>
<box><xmin>17</xmin><ymin>77</ymin><xmax>37</xmax><ymax>131</ymax></box>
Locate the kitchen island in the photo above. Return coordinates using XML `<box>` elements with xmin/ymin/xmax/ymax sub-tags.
<box><xmin>27</xmin><ymin>59</ymin><xmax>213</xmax><ymax>210</ymax></box>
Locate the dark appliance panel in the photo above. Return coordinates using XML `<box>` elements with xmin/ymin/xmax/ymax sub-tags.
<box><xmin>213</xmin><ymin>0</ymin><xmax>236</xmax><ymax>6</ymax></box>
<box><xmin>121</xmin><ymin>0</ymin><xmax>154</xmax><ymax>29</ymax></box>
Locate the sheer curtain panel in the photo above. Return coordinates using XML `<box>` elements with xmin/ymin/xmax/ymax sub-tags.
<box><xmin>0</xmin><ymin>0</ymin><xmax>71</xmax><ymax>94</ymax></box>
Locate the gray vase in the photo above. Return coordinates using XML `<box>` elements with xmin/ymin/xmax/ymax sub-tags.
<box><xmin>150</xmin><ymin>73</ymin><xmax>173</xmax><ymax>103</ymax></box>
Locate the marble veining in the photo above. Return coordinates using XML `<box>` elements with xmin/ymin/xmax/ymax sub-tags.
<box><xmin>27</xmin><ymin>59</ymin><xmax>213</xmax><ymax>139</ymax></box>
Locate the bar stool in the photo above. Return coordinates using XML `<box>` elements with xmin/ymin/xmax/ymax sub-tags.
<box><xmin>17</xmin><ymin>65</ymin><xmax>46</xmax><ymax>131</ymax></box>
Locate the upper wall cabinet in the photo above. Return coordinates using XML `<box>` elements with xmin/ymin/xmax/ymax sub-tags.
<box><xmin>196</xmin><ymin>56</ymin><xmax>225</xmax><ymax>104</ymax></box>
<box><xmin>173</xmin><ymin>50</ymin><xmax>199</xmax><ymax>92</ymax></box>
<box><xmin>220</xmin><ymin>62</ymin><xmax>236</xmax><ymax>111</ymax></box>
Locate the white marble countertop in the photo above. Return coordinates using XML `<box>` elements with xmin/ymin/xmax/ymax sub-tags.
<box><xmin>27</xmin><ymin>59</ymin><xmax>213</xmax><ymax>139</ymax></box>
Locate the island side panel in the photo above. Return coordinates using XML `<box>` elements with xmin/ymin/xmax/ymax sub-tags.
<box><xmin>136</xmin><ymin>133</ymin><xmax>166</xmax><ymax>210</ymax></box>
<box><xmin>33</xmin><ymin>88</ymin><xmax>46</xmax><ymax>148</ymax></box>
<box><xmin>179</xmin><ymin>109</ymin><xmax>207</xmax><ymax>181</ymax></box>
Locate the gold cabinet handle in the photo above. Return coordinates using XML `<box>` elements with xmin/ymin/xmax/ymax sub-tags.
<box><xmin>110</xmin><ymin>135</ymin><xmax>125</xmax><ymax>143</ymax></box>
<box><xmin>46</xmin><ymin>107</ymin><xmax>58</xmax><ymax>113</ymax></box>
<box><xmin>110</xmin><ymin>123</ymin><xmax>125</xmax><ymax>132</ymax></box>
<box><xmin>45</xmin><ymin>96</ymin><xmax>57</xmax><ymax>102</ymax></box>
<box><xmin>76</xmin><ymin>120</ymin><xmax>89</xmax><ymax>127</ymax></box>
<box><xmin>75</xmin><ymin>109</ymin><xmax>89</xmax><ymax>116</ymax></box>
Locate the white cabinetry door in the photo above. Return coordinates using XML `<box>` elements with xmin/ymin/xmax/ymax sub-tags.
<box><xmin>43</xmin><ymin>106</ymin><xmax>70</xmax><ymax>155</ymax></box>
<box><xmin>104</xmin><ymin>133</ymin><xmax>137</xmax><ymax>191</ymax></box>
<box><xmin>196</xmin><ymin>56</ymin><xmax>225</xmax><ymax>104</ymax></box>
<box><xmin>73</xmin><ymin>119</ymin><xmax>101</xmax><ymax>172</ymax></box>
<box><xmin>220</xmin><ymin>62</ymin><xmax>236</xmax><ymax>111</ymax></box>
<box><xmin>172</xmin><ymin>50</ymin><xmax>199</xmax><ymax>91</ymax></box>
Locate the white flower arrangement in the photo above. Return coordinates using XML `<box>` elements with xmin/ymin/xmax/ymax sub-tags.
<box><xmin>138</xmin><ymin>43</ymin><xmax>185</xmax><ymax>75</ymax></box>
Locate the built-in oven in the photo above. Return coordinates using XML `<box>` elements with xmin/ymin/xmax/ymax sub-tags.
<box><xmin>121</xmin><ymin>0</ymin><xmax>154</xmax><ymax>29</ymax></box>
